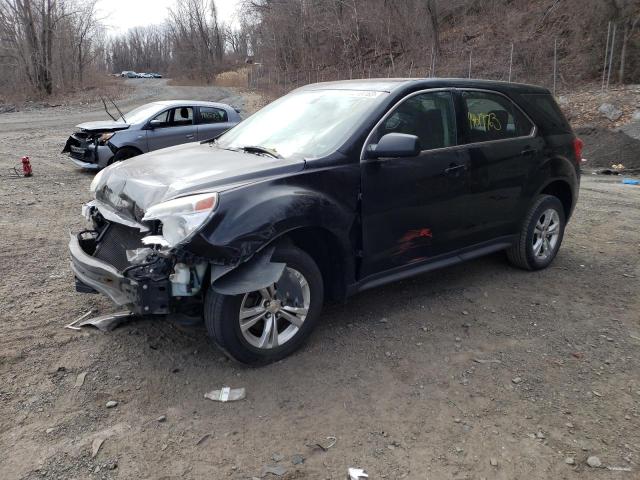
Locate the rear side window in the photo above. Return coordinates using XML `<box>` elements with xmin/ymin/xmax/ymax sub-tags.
<box><xmin>462</xmin><ymin>91</ymin><xmax>534</xmax><ymax>143</ymax></box>
<box><xmin>199</xmin><ymin>106</ymin><xmax>228</xmax><ymax>124</ymax></box>
<box><xmin>373</xmin><ymin>91</ymin><xmax>457</xmax><ymax>151</ymax></box>
<box><xmin>519</xmin><ymin>93</ymin><xmax>571</xmax><ymax>134</ymax></box>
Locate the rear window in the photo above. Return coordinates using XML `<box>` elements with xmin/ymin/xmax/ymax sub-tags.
<box><xmin>518</xmin><ymin>93</ymin><xmax>572</xmax><ymax>134</ymax></box>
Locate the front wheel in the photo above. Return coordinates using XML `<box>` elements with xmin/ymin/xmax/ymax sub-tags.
<box><xmin>204</xmin><ymin>246</ymin><xmax>324</xmax><ymax>365</ymax></box>
<box><xmin>507</xmin><ymin>194</ymin><xmax>566</xmax><ymax>270</ymax></box>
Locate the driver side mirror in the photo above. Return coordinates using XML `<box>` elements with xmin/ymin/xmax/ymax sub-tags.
<box><xmin>365</xmin><ymin>133</ymin><xmax>421</xmax><ymax>159</ymax></box>
<box><xmin>148</xmin><ymin>119</ymin><xmax>162</xmax><ymax>129</ymax></box>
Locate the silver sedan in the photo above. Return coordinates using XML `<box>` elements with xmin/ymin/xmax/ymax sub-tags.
<box><xmin>62</xmin><ymin>100</ymin><xmax>242</xmax><ymax>169</ymax></box>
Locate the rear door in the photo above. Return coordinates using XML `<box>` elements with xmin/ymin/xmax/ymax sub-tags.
<box><xmin>360</xmin><ymin>90</ymin><xmax>469</xmax><ymax>277</ymax></box>
<box><xmin>456</xmin><ymin>89</ymin><xmax>540</xmax><ymax>243</ymax></box>
<box><xmin>196</xmin><ymin>106</ymin><xmax>234</xmax><ymax>141</ymax></box>
<box><xmin>146</xmin><ymin>106</ymin><xmax>197</xmax><ymax>151</ymax></box>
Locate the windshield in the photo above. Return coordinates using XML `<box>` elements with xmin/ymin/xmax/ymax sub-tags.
<box><xmin>119</xmin><ymin>103</ymin><xmax>166</xmax><ymax>124</ymax></box>
<box><xmin>217</xmin><ymin>89</ymin><xmax>387</xmax><ymax>159</ymax></box>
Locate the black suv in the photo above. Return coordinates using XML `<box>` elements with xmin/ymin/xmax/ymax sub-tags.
<box><xmin>70</xmin><ymin>79</ymin><xmax>581</xmax><ymax>364</ymax></box>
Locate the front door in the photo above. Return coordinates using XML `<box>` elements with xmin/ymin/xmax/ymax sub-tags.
<box><xmin>147</xmin><ymin>106</ymin><xmax>197</xmax><ymax>151</ymax></box>
<box><xmin>360</xmin><ymin>90</ymin><xmax>469</xmax><ymax>278</ymax></box>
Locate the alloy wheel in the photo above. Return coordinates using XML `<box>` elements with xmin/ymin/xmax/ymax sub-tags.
<box><xmin>238</xmin><ymin>267</ymin><xmax>310</xmax><ymax>350</ymax></box>
<box><xmin>532</xmin><ymin>208</ymin><xmax>560</xmax><ymax>260</ymax></box>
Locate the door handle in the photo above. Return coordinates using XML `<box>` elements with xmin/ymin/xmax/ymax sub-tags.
<box><xmin>186</xmin><ymin>134</ymin><xmax>195</xmax><ymax>139</ymax></box>
<box><xmin>521</xmin><ymin>148</ymin><xmax>536</xmax><ymax>157</ymax></box>
<box><xmin>444</xmin><ymin>163</ymin><xmax>466</xmax><ymax>175</ymax></box>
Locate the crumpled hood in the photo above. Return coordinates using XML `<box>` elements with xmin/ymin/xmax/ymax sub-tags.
<box><xmin>76</xmin><ymin>120</ymin><xmax>130</xmax><ymax>132</ymax></box>
<box><xmin>94</xmin><ymin>142</ymin><xmax>305</xmax><ymax>222</ymax></box>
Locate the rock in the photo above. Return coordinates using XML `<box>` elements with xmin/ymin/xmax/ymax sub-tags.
<box><xmin>91</xmin><ymin>438</ymin><xmax>105</xmax><ymax>458</ymax></box>
<box><xmin>565</xmin><ymin>457</ymin><xmax>575</xmax><ymax>465</ymax></box>
<box><xmin>490</xmin><ymin>457</ymin><xmax>498</xmax><ymax>466</ymax></box>
<box><xmin>105</xmin><ymin>460</ymin><xmax>118</xmax><ymax>470</ymax></box>
<box><xmin>455</xmin><ymin>337</ymin><xmax>462</xmax><ymax>342</ymax></box>
<box><xmin>587</xmin><ymin>456</ymin><xmax>602</xmax><ymax>468</ymax></box>
<box><xmin>632</xmin><ymin>110</ymin><xmax>640</xmax><ymax>121</ymax></box>
<box><xmin>462</xmin><ymin>310</ymin><xmax>469</xmax><ymax>315</ymax></box>
<box><xmin>45</xmin><ymin>427</ymin><xmax>55</xmax><ymax>434</ymax></box>
<box><xmin>105</xmin><ymin>400</ymin><xmax>118</xmax><ymax>408</ymax></box>
<box><xmin>598</xmin><ymin>103</ymin><xmax>622</xmax><ymax>121</ymax></box>
<box><xmin>565</xmin><ymin>422</ymin><xmax>574</xmax><ymax>429</ymax></box>
<box><xmin>291</xmin><ymin>454</ymin><xmax>305</xmax><ymax>465</ymax></box>
<box><xmin>536</xmin><ymin>431</ymin><xmax>545</xmax><ymax>439</ymax></box>
<box><xmin>271</xmin><ymin>453</ymin><xmax>284</xmax><ymax>462</ymax></box>
<box><xmin>454</xmin><ymin>418</ymin><xmax>462</xmax><ymax>423</ymax></box>
<box><xmin>512</xmin><ymin>377</ymin><xmax>522</xmax><ymax>385</ymax></box>
<box><xmin>156</xmin><ymin>415</ymin><xmax>166</xmax><ymax>423</ymax></box>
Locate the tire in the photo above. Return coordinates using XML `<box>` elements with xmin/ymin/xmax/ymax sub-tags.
<box><xmin>110</xmin><ymin>147</ymin><xmax>140</xmax><ymax>164</ymax></box>
<box><xmin>204</xmin><ymin>246</ymin><xmax>324</xmax><ymax>365</ymax></box>
<box><xmin>507</xmin><ymin>194</ymin><xmax>566</xmax><ymax>271</ymax></box>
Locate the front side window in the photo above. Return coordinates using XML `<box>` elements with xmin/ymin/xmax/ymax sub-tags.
<box><xmin>462</xmin><ymin>91</ymin><xmax>533</xmax><ymax>143</ymax></box>
<box><xmin>199</xmin><ymin>107</ymin><xmax>228</xmax><ymax>124</ymax></box>
<box><xmin>151</xmin><ymin>107</ymin><xmax>194</xmax><ymax>128</ymax></box>
<box><xmin>372</xmin><ymin>91</ymin><xmax>457</xmax><ymax>151</ymax></box>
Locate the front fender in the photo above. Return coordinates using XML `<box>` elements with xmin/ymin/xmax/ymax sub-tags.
<box><xmin>185</xmin><ymin>167</ymin><xmax>359</xmax><ymax>266</ymax></box>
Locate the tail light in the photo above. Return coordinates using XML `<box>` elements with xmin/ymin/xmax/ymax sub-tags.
<box><xmin>573</xmin><ymin>137</ymin><xmax>584</xmax><ymax>164</ymax></box>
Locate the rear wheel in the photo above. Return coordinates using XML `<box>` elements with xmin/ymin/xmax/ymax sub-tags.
<box><xmin>204</xmin><ymin>246</ymin><xmax>324</xmax><ymax>365</ymax></box>
<box><xmin>507</xmin><ymin>194</ymin><xmax>566</xmax><ymax>270</ymax></box>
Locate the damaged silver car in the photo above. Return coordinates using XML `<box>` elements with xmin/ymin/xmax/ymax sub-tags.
<box><xmin>62</xmin><ymin>99</ymin><xmax>241</xmax><ymax>169</ymax></box>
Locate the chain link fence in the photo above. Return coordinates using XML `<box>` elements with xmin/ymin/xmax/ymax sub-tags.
<box><xmin>245</xmin><ymin>31</ymin><xmax>620</xmax><ymax>97</ymax></box>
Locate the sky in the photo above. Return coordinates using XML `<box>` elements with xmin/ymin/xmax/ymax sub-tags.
<box><xmin>98</xmin><ymin>0</ymin><xmax>242</xmax><ymax>36</ymax></box>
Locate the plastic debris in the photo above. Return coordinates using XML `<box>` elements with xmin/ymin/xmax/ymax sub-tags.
<box><xmin>306</xmin><ymin>436</ymin><xmax>337</xmax><ymax>452</ymax></box>
<box><xmin>473</xmin><ymin>358</ymin><xmax>502</xmax><ymax>364</ymax></box>
<box><xmin>204</xmin><ymin>387</ymin><xmax>246</xmax><ymax>402</ymax></box>
<box><xmin>64</xmin><ymin>310</ymin><xmax>93</xmax><ymax>330</ymax></box>
<box><xmin>261</xmin><ymin>465</ymin><xmax>287</xmax><ymax>476</ymax></box>
<box><xmin>67</xmin><ymin>311</ymin><xmax>135</xmax><ymax>332</ymax></box>
<box><xmin>91</xmin><ymin>437</ymin><xmax>105</xmax><ymax>458</ymax></box>
<box><xmin>196</xmin><ymin>433</ymin><xmax>211</xmax><ymax>445</ymax></box>
<box><xmin>75</xmin><ymin>371</ymin><xmax>88</xmax><ymax>387</ymax></box>
<box><xmin>622</xmin><ymin>178</ymin><xmax>640</xmax><ymax>185</ymax></box>
<box><xmin>348</xmin><ymin>468</ymin><xmax>368</xmax><ymax>479</ymax></box>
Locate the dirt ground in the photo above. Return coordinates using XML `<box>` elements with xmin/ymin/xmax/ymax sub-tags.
<box><xmin>1</xmin><ymin>79</ymin><xmax>639</xmax><ymax>480</ymax></box>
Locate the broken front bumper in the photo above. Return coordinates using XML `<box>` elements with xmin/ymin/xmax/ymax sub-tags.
<box><xmin>69</xmin><ymin>233</ymin><xmax>170</xmax><ymax>314</ymax></box>
<box><xmin>62</xmin><ymin>135</ymin><xmax>113</xmax><ymax>169</ymax></box>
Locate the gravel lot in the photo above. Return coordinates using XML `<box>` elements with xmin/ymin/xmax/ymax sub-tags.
<box><xmin>1</xmin><ymin>80</ymin><xmax>639</xmax><ymax>480</ymax></box>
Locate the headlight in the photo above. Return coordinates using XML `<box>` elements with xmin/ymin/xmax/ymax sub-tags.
<box><xmin>141</xmin><ymin>192</ymin><xmax>218</xmax><ymax>247</ymax></box>
<box><xmin>98</xmin><ymin>132</ymin><xmax>115</xmax><ymax>145</ymax></box>
<box><xmin>89</xmin><ymin>168</ymin><xmax>107</xmax><ymax>194</ymax></box>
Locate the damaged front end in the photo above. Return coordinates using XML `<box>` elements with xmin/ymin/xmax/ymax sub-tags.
<box><xmin>70</xmin><ymin>200</ymin><xmax>210</xmax><ymax>315</ymax></box>
<box><xmin>62</xmin><ymin>122</ymin><xmax>129</xmax><ymax>169</ymax></box>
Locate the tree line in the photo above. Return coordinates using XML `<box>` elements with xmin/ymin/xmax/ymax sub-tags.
<box><xmin>0</xmin><ymin>0</ymin><xmax>637</xmax><ymax>100</ymax></box>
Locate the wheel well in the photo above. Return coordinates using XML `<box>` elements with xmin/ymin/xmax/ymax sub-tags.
<box><xmin>540</xmin><ymin>181</ymin><xmax>573</xmax><ymax>218</ymax></box>
<box><xmin>117</xmin><ymin>145</ymin><xmax>143</xmax><ymax>155</ymax></box>
<box><xmin>284</xmin><ymin>227</ymin><xmax>348</xmax><ymax>301</ymax></box>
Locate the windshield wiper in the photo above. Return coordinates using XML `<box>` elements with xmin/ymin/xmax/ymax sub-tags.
<box><xmin>100</xmin><ymin>96</ymin><xmax>117</xmax><ymax>121</ymax></box>
<box><xmin>239</xmin><ymin>145</ymin><xmax>282</xmax><ymax>159</ymax></box>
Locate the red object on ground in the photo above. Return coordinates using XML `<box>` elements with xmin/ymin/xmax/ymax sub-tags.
<box><xmin>21</xmin><ymin>156</ymin><xmax>33</xmax><ymax>177</ymax></box>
